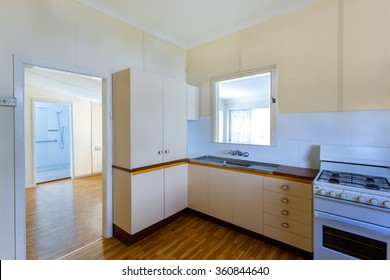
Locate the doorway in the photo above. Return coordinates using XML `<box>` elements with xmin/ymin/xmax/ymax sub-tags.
<box><xmin>34</xmin><ymin>101</ymin><xmax>72</xmax><ymax>184</ymax></box>
<box><xmin>14</xmin><ymin>55</ymin><xmax>113</xmax><ymax>259</ymax></box>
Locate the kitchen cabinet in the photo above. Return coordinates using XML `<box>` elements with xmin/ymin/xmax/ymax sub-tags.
<box><xmin>131</xmin><ymin>169</ymin><xmax>165</xmax><ymax>234</ymax></box>
<box><xmin>165</xmin><ymin>163</ymin><xmax>188</xmax><ymax>218</ymax></box>
<box><xmin>188</xmin><ymin>164</ymin><xmax>209</xmax><ymax>214</ymax></box>
<box><xmin>232</xmin><ymin>171</ymin><xmax>263</xmax><ymax>234</ymax></box>
<box><xmin>189</xmin><ymin>164</ymin><xmax>263</xmax><ymax>234</ymax></box>
<box><xmin>112</xmin><ymin>68</ymin><xmax>187</xmax><ymax>170</ymax></box>
<box><xmin>187</xmin><ymin>84</ymin><xmax>200</xmax><ymax>120</ymax></box>
<box><xmin>113</xmin><ymin>163</ymin><xmax>188</xmax><ymax>235</ymax></box>
<box><xmin>163</xmin><ymin>78</ymin><xmax>187</xmax><ymax>163</ymax></box>
<box><xmin>263</xmin><ymin>177</ymin><xmax>312</xmax><ymax>252</ymax></box>
<box><xmin>342</xmin><ymin>0</ymin><xmax>390</xmax><ymax>110</ymax></box>
<box><xmin>208</xmin><ymin>168</ymin><xmax>235</xmax><ymax>223</ymax></box>
<box><xmin>188</xmin><ymin>163</ymin><xmax>313</xmax><ymax>252</ymax></box>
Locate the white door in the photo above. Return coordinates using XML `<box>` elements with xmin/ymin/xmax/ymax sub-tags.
<box><xmin>164</xmin><ymin>164</ymin><xmax>188</xmax><ymax>218</ymax></box>
<box><xmin>130</xmin><ymin>69</ymin><xmax>164</xmax><ymax>168</ymax></box>
<box><xmin>131</xmin><ymin>169</ymin><xmax>164</xmax><ymax>234</ymax></box>
<box><xmin>163</xmin><ymin>77</ymin><xmax>187</xmax><ymax>162</ymax></box>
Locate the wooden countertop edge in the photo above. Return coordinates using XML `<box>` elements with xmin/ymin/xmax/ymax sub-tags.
<box><xmin>189</xmin><ymin>161</ymin><xmax>318</xmax><ymax>184</ymax></box>
<box><xmin>113</xmin><ymin>159</ymin><xmax>189</xmax><ymax>174</ymax></box>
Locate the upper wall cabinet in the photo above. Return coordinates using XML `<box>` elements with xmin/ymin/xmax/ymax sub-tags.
<box><xmin>187</xmin><ymin>84</ymin><xmax>200</xmax><ymax>120</ymax></box>
<box><xmin>113</xmin><ymin>68</ymin><xmax>187</xmax><ymax>169</ymax></box>
<box><xmin>342</xmin><ymin>0</ymin><xmax>390</xmax><ymax>110</ymax></box>
<box><xmin>240</xmin><ymin>0</ymin><xmax>339</xmax><ymax>113</ymax></box>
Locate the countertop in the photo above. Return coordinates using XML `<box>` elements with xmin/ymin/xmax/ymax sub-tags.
<box><xmin>189</xmin><ymin>156</ymin><xmax>318</xmax><ymax>183</ymax></box>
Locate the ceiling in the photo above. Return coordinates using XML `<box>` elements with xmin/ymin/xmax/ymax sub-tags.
<box><xmin>78</xmin><ymin>0</ymin><xmax>320</xmax><ymax>48</ymax></box>
<box><xmin>25</xmin><ymin>66</ymin><xmax>103</xmax><ymax>103</ymax></box>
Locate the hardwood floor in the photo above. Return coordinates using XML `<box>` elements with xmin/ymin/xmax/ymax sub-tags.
<box><xmin>26</xmin><ymin>175</ymin><xmax>102</xmax><ymax>260</ymax></box>
<box><xmin>61</xmin><ymin>213</ymin><xmax>304</xmax><ymax>260</ymax></box>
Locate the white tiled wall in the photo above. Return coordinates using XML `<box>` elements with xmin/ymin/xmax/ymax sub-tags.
<box><xmin>188</xmin><ymin>110</ymin><xmax>390</xmax><ymax>169</ymax></box>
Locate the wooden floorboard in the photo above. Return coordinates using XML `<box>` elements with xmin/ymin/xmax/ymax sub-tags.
<box><xmin>26</xmin><ymin>175</ymin><xmax>103</xmax><ymax>260</ymax></box>
<box><xmin>61</xmin><ymin>213</ymin><xmax>304</xmax><ymax>260</ymax></box>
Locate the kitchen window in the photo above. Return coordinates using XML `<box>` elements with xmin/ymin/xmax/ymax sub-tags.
<box><xmin>212</xmin><ymin>66</ymin><xmax>277</xmax><ymax>146</ymax></box>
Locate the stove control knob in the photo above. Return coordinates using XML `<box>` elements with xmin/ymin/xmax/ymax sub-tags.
<box><xmin>319</xmin><ymin>189</ymin><xmax>326</xmax><ymax>195</ymax></box>
<box><xmin>370</xmin><ymin>198</ymin><xmax>378</xmax><ymax>206</ymax></box>
<box><xmin>383</xmin><ymin>201</ymin><xmax>390</xmax><ymax>208</ymax></box>
<box><xmin>358</xmin><ymin>196</ymin><xmax>366</xmax><ymax>203</ymax></box>
<box><xmin>329</xmin><ymin>191</ymin><xmax>336</xmax><ymax>197</ymax></box>
<box><xmin>340</xmin><ymin>193</ymin><xmax>347</xmax><ymax>199</ymax></box>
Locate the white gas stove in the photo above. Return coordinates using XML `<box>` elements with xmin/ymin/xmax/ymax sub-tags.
<box><xmin>313</xmin><ymin>145</ymin><xmax>390</xmax><ymax>260</ymax></box>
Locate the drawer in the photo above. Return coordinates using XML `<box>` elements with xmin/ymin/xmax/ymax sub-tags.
<box><xmin>264</xmin><ymin>224</ymin><xmax>312</xmax><ymax>252</ymax></box>
<box><xmin>264</xmin><ymin>201</ymin><xmax>312</xmax><ymax>225</ymax></box>
<box><xmin>264</xmin><ymin>190</ymin><xmax>311</xmax><ymax>212</ymax></box>
<box><xmin>264</xmin><ymin>177</ymin><xmax>312</xmax><ymax>199</ymax></box>
<box><xmin>264</xmin><ymin>213</ymin><xmax>312</xmax><ymax>238</ymax></box>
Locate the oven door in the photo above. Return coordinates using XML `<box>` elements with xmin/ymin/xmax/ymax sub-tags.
<box><xmin>314</xmin><ymin>210</ymin><xmax>390</xmax><ymax>260</ymax></box>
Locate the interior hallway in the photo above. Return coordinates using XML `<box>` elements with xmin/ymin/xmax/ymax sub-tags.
<box><xmin>26</xmin><ymin>175</ymin><xmax>102</xmax><ymax>260</ymax></box>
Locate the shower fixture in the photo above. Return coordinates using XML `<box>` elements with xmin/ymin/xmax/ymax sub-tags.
<box><xmin>56</xmin><ymin>110</ymin><xmax>65</xmax><ymax>149</ymax></box>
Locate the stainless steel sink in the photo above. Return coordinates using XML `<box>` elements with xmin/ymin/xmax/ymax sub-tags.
<box><xmin>191</xmin><ymin>155</ymin><xmax>279</xmax><ymax>174</ymax></box>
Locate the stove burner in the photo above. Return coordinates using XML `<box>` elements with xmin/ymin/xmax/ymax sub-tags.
<box><xmin>366</xmin><ymin>177</ymin><xmax>375</xmax><ymax>183</ymax></box>
<box><xmin>331</xmin><ymin>173</ymin><xmax>340</xmax><ymax>178</ymax></box>
<box><xmin>365</xmin><ymin>183</ymin><xmax>380</xmax><ymax>190</ymax></box>
<box><xmin>328</xmin><ymin>178</ymin><xmax>340</xmax><ymax>184</ymax></box>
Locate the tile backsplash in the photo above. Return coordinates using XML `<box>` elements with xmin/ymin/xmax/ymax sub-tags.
<box><xmin>188</xmin><ymin>110</ymin><xmax>390</xmax><ymax>169</ymax></box>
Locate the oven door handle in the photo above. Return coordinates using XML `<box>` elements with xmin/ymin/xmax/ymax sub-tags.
<box><xmin>314</xmin><ymin>210</ymin><xmax>390</xmax><ymax>238</ymax></box>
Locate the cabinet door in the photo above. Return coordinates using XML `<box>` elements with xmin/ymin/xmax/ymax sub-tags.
<box><xmin>131</xmin><ymin>169</ymin><xmax>164</xmax><ymax>234</ymax></box>
<box><xmin>208</xmin><ymin>168</ymin><xmax>234</xmax><ymax>223</ymax></box>
<box><xmin>130</xmin><ymin>69</ymin><xmax>164</xmax><ymax>168</ymax></box>
<box><xmin>232</xmin><ymin>172</ymin><xmax>263</xmax><ymax>234</ymax></box>
<box><xmin>187</xmin><ymin>85</ymin><xmax>200</xmax><ymax>120</ymax></box>
<box><xmin>164</xmin><ymin>164</ymin><xmax>188</xmax><ymax>218</ymax></box>
<box><xmin>163</xmin><ymin>78</ymin><xmax>187</xmax><ymax>162</ymax></box>
<box><xmin>188</xmin><ymin>164</ymin><xmax>209</xmax><ymax>214</ymax></box>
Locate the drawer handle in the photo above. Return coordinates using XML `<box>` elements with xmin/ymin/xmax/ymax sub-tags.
<box><xmin>164</xmin><ymin>150</ymin><xmax>170</xmax><ymax>154</ymax></box>
<box><xmin>281</xmin><ymin>185</ymin><xmax>289</xmax><ymax>190</ymax></box>
<box><xmin>282</xmin><ymin>222</ymin><xmax>289</xmax><ymax>228</ymax></box>
<box><xmin>158</xmin><ymin>150</ymin><xmax>164</xmax><ymax>155</ymax></box>
<box><xmin>282</xmin><ymin>210</ymin><xmax>289</xmax><ymax>216</ymax></box>
<box><xmin>281</xmin><ymin>198</ymin><xmax>289</xmax><ymax>204</ymax></box>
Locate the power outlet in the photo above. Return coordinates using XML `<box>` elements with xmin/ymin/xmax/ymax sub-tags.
<box><xmin>0</xmin><ymin>97</ymin><xmax>16</xmax><ymax>107</ymax></box>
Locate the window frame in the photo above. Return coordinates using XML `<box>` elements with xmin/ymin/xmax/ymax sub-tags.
<box><xmin>211</xmin><ymin>65</ymin><xmax>277</xmax><ymax>146</ymax></box>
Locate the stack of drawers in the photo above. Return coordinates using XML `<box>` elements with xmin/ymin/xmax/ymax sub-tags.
<box><xmin>263</xmin><ymin>177</ymin><xmax>312</xmax><ymax>252</ymax></box>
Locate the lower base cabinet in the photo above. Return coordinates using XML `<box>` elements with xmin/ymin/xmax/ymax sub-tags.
<box><xmin>189</xmin><ymin>164</ymin><xmax>264</xmax><ymax>235</ymax></box>
<box><xmin>188</xmin><ymin>164</ymin><xmax>313</xmax><ymax>253</ymax></box>
<box><xmin>113</xmin><ymin>163</ymin><xmax>188</xmax><ymax>235</ymax></box>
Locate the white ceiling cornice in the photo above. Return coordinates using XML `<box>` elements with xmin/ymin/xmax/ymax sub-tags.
<box><xmin>78</xmin><ymin>0</ymin><xmax>189</xmax><ymax>48</ymax></box>
<box><xmin>78</xmin><ymin>0</ymin><xmax>321</xmax><ymax>49</ymax></box>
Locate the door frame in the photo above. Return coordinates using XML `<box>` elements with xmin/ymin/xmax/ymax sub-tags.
<box><xmin>14</xmin><ymin>55</ymin><xmax>113</xmax><ymax>259</ymax></box>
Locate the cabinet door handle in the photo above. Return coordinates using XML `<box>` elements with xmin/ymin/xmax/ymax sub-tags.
<box><xmin>164</xmin><ymin>150</ymin><xmax>170</xmax><ymax>154</ymax></box>
<box><xmin>281</xmin><ymin>185</ymin><xmax>289</xmax><ymax>190</ymax></box>
<box><xmin>158</xmin><ymin>150</ymin><xmax>164</xmax><ymax>155</ymax></box>
<box><xmin>281</xmin><ymin>198</ymin><xmax>289</xmax><ymax>204</ymax></box>
<box><xmin>282</xmin><ymin>210</ymin><xmax>289</xmax><ymax>216</ymax></box>
<box><xmin>282</xmin><ymin>222</ymin><xmax>289</xmax><ymax>228</ymax></box>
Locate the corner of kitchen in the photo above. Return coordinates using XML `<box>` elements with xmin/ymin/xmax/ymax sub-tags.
<box><xmin>1</xmin><ymin>0</ymin><xmax>390</xmax><ymax>267</ymax></box>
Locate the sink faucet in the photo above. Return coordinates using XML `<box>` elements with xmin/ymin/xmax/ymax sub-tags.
<box><xmin>228</xmin><ymin>150</ymin><xmax>249</xmax><ymax>157</ymax></box>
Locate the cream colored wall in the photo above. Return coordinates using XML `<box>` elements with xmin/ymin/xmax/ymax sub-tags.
<box><xmin>0</xmin><ymin>0</ymin><xmax>186</xmax><ymax>259</ymax></box>
<box><xmin>187</xmin><ymin>0</ymin><xmax>339</xmax><ymax>115</ymax></box>
<box><xmin>24</xmin><ymin>85</ymin><xmax>102</xmax><ymax>188</ymax></box>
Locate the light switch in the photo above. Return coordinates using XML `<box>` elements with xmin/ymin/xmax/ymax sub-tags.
<box><xmin>0</xmin><ymin>97</ymin><xmax>16</xmax><ymax>107</ymax></box>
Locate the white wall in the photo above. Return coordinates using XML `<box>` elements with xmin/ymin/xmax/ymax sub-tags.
<box><xmin>188</xmin><ymin>110</ymin><xmax>390</xmax><ymax>169</ymax></box>
<box><xmin>0</xmin><ymin>0</ymin><xmax>186</xmax><ymax>259</ymax></box>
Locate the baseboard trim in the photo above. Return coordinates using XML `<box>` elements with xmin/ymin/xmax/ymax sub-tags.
<box><xmin>113</xmin><ymin>209</ymin><xmax>188</xmax><ymax>246</ymax></box>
